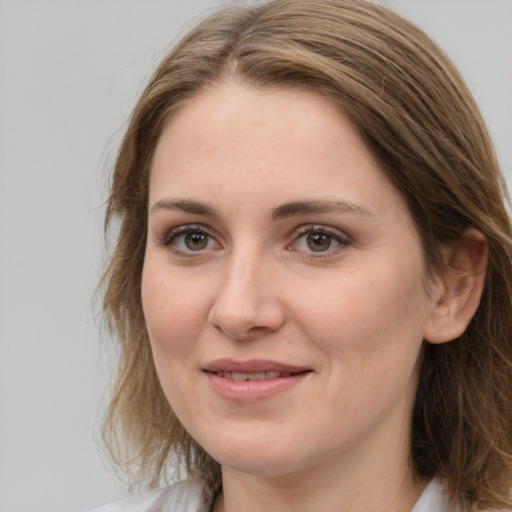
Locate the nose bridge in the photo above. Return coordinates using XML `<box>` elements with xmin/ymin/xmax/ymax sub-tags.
<box><xmin>208</xmin><ymin>242</ymin><xmax>283</xmax><ymax>339</ymax></box>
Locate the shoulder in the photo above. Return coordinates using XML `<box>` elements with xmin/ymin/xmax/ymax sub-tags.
<box><xmin>87</xmin><ymin>475</ymin><xmax>210</xmax><ymax>512</ymax></box>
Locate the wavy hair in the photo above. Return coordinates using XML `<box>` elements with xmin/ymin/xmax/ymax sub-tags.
<box><xmin>101</xmin><ymin>1</ymin><xmax>512</xmax><ymax>509</ymax></box>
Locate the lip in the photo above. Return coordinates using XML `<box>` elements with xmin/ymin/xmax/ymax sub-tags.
<box><xmin>203</xmin><ymin>358</ymin><xmax>311</xmax><ymax>374</ymax></box>
<box><xmin>202</xmin><ymin>359</ymin><xmax>312</xmax><ymax>404</ymax></box>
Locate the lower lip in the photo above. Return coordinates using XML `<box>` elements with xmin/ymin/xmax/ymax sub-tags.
<box><xmin>205</xmin><ymin>372</ymin><xmax>309</xmax><ymax>403</ymax></box>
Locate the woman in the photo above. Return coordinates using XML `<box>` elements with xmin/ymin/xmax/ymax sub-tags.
<box><xmin>94</xmin><ymin>0</ymin><xmax>512</xmax><ymax>511</ymax></box>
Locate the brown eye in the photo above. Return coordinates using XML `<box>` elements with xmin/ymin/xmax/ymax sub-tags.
<box><xmin>287</xmin><ymin>225</ymin><xmax>350</xmax><ymax>257</ymax></box>
<box><xmin>185</xmin><ymin>231</ymin><xmax>209</xmax><ymax>251</ymax></box>
<box><xmin>163</xmin><ymin>225</ymin><xmax>221</xmax><ymax>255</ymax></box>
<box><xmin>306</xmin><ymin>233</ymin><xmax>333</xmax><ymax>252</ymax></box>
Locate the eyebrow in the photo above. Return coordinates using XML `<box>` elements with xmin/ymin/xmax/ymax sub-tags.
<box><xmin>150</xmin><ymin>199</ymin><xmax>220</xmax><ymax>217</ymax></box>
<box><xmin>150</xmin><ymin>198</ymin><xmax>375</xmax><ymax>220</ymax></box>
<box><xmin>271</xmin><ymin>200</ymin><xmax>375</xmax><ymax>220</ymax></box>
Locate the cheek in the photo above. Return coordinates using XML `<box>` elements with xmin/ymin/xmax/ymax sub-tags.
<box><xmin>141</xmin><ymin>260</ymin><xmax>210</xmax><ymax>362</ymax></box>
<box><xmin>290</xmin><ymin>265</ymin><xmax>429</xmax><ymax>442</ymax></box>
<box><xmin>141</xmin><ymin>262</ymin><xmax>213</xmax><ymax>428</ymax></box>
<box><xmin>290</xmin><ymin>259</ymin><xmax>430</xmax><ymax>375</ymax></box>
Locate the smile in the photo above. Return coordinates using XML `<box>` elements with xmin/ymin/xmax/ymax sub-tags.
<box><xmin>203</xmin><ymin>360</ymin><xmax>312</xmax><ymax>403</ymax></box>
<box><xmin>212</xmin><ymin>371</ymin><xmax>295</xmax><ymax>381</ymax></box>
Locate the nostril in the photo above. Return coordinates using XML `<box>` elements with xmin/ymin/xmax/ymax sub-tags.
<box><xmin>211</xmin><ymin>322</ymin><xmax>268</xmax><ymax>341</ymax></box>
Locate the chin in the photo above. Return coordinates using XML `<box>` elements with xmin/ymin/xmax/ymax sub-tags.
<box><xmin>199</xmin><ymin>431</ymin><xmax>312</xmax><ymax>477</ymax></box>
<box><xmin>215</xmin><ymin>451</ymin><xmax>306</xmax><ymax>477</ymax></box>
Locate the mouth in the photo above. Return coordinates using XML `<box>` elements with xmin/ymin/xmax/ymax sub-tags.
<box><xmin>208</xmin><ymin>370</ymin><xmax>301</xmax><ymax>381</ymax></box>
<box><xmin>202</xmin><ymin>359</ymin><xmax>312</xmax><ymax>377</ymax></box>
<box><xmin>202</xmin><ymin>359</ymin><xmax>312</xmax><ymax>403</ymax></box>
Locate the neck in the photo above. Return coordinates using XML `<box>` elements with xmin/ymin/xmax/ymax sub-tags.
<box><xmin>211</xmin><ymin>420</ymin><xmax>427</xmax><ymax>512</ymax></box>
<box><xmin>214</xmin><ymin>465</ymin><xmax>426</xmax><ymax>512</ymax></box>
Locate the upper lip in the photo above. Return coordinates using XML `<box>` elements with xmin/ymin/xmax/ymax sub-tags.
<box><xmin>202</xmin><ymin>359</ymin><xmax>311</xmax><ymax>374</ymax></box>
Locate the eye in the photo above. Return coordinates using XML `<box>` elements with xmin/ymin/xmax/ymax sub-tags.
<box><xmin>183</xmin><ymin>231</ymin><xmax>209</xmax><ymax>251</ymax></box>
<box><xmin>162</xmin><ymin>225</ymin><xmax>221</xmax><ymax>255</ymax></box>
<box><xmin>304</xmin><ymin>232</ymin><xmax>335</xmax><ymax>252</ymax></box>
<box><xmin>288</xmin><ymin>225</ymin><xmax>350</xmax><ymax>256</ymax></box>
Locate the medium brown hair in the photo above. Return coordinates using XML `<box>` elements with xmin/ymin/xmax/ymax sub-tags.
<box><xmin>102</xmin><ymin>1</ymin><xmax>512</xmax><ymax>509</ymax></box>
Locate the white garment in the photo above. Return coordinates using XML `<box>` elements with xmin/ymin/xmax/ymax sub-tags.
<box><xmin>88</xmin><ymin>474</ymin><xmax>210</xmax><ymax>512</ymax></box>
<box><xmin>411</xmin><ymin>479</ymin><xmax>448</xmax><ymax>512</ymax></box>
<box><xmin>88</xmin><ymin>476</ymin><xmax>447</xmax><ymax>512</ymax></box>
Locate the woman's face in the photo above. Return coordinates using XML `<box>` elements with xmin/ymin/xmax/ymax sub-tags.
<box><xmin>142</xmin><ymin>84</ymin><xmax>441</xmax><ymax>478</ymax></box>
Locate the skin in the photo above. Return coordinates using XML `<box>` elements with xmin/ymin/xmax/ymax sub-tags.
<box><xmin>141</xmin><ymin>83</ymin><xmax>484</xmax><ymax>512</ymax></box>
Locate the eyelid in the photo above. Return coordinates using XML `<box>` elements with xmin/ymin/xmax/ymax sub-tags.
<box><xmin>287</xmin><ymin>224</ymin><xmax>351</xmax><ymax>256</ymax></box>
<box><xmin>158</xmin><ymin>223</ymin><xmax>222</xmax><ymax>255</ymax></box>
<box><xmin>156</xmin><ymin>222</ymin><xmax>351</xmax><ymax>258</ymax></box>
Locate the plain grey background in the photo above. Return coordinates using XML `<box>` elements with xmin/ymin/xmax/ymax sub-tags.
<box><xmin>0</xmin><ymin>1</ymin><xmax>511</xmax><ymax>511</ymax></box>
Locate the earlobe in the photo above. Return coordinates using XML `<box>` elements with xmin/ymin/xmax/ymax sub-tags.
<box><xmin>423</xmin><ymin>229</ymin><xmax>488</xmax><ymax>344</ymax></box>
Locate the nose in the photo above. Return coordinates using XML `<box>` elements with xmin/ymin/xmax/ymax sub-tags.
<box><xmin>207</xmin><ymin>250</ymin><xmax>285</xmax><ymax>341</ymax></box>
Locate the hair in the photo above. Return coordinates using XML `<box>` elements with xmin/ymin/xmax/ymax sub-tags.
<box><xmin>101</xmin><ymin>0</ymin><xmax>512</xmax><ymax>509</ymax></box>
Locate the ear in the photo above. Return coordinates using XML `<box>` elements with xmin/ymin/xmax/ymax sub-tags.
<box><xmin>423</xmin><ymin>229</ymin><xmax>488</xmax><ymax>344</ymax></box>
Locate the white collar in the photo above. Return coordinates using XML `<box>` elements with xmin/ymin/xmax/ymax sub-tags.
<box><xmin>91</xmin><ymin>476</ymin><xmax>450</xmax><ymax>512</ymax></box>
<box><xmin>411</xmin><ymin>479</ymin><xmax>448</xmax><ymax>512</ymax></box>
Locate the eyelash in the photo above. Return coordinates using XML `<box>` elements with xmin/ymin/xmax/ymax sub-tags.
<box><xmin>159</xmin><ymin>223</ymin><xmax>351</xmax><ymax>258</ymax></box>
<box><xmin>160</xmin><ymin>224</ymin><xmax>220</xmax><ymax>256</ymax></box>
<box><xmin>287</xmin><ymin>224</ymin><xmax>351</xmax><ymax>258</ymax></box>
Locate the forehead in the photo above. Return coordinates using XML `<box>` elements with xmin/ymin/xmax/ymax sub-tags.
<box><xmin>149</xmin><ymin>83</ymin><xmax>408</xmax><ymax>221</ymax></box>
<box><xmin>153</xmin><ymin>83</ymin><xmax>365</xmax><ymax>164</ymax></box>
